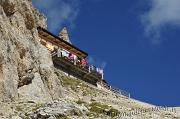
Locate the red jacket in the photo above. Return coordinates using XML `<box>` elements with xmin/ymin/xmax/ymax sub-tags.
<box><xmin>81</xmin><ymin>58</ymin><xmax>87</xmax><ymax>65</ymax></box>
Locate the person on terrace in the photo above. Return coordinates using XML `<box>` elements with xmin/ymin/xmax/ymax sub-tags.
<box><xmin>68</xmin><ymin>53</ymin><xmax>74</xmax><ymax>62</ymax></box>
<box><xmin>74</xmin><ymin>55</ymin><xmax>78</xmax><ymax>65</ymax></box>
<box><xmin>81</xmin><ymin>58</ymin><xmax>87</xmax><ymax>68</ymax></box>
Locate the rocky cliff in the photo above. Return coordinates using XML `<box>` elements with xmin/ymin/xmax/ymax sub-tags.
<box><xmin>0</xmin><ymin>0</ymin><xmax>62</xmax><ymax>103</ymax></box>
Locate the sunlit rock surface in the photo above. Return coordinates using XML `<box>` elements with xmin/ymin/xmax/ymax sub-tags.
<box><xmin>0</xmin><ymin>0</ymin><xmax>62</xmax><ymax>103</ymax></box>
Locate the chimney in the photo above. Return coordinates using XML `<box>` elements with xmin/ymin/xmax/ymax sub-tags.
<box><xmin>59</xmin><ymin>27</ymin><xmax>72</xmax><ymax>44</ymax></box>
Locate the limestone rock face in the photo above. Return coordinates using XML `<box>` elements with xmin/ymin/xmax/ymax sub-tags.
<box><xmin>0</xmin><ymin>0</ymin><xmax>62</xmax><ymax>102</ymax></box>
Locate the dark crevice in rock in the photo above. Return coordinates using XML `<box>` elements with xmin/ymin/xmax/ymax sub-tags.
<box><xmin>18</xmin><ymin>71</ymin><xmax>34</xmax><ymax>88</ymax></box>
<box><xmin>19</xmin><ymin>48</ymin><xmax>26</xmax><ymax>59</ymax></box>
<box><xmin>2</xmin><ymin>1</ymin><xmax>15</xmax><ymax>17</ymax></box>
<box><xmin>24</xmin><ymin>13</ymin><xmax>35</xmax><ymax>30</ymax></box>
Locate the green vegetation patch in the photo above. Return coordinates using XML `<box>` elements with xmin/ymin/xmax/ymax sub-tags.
<box><xmin>76</xmin><ymin>100</ymin><xmax>86</xmax><ymax>105</ymax></box>
<box><xmin>55</xmin><ymin>69</ymin><xmax>99</xmax><ymax>97</ymax></box>
<box><xmin>55</xmin><ymin>115</ymin><xmax>70</xmax><ymax>119</ymax></box>
<box><xmin>62</xmin><ymin>77</ymin><xmax>81</xmax><ymax>91</ymax></box>
<box><xmin>15</xmin><ymin>105</ymin><xmax>24</xmax><ymax>112</ymax></box>
<box><xmin>89</xmin><ymin>102</ymin><xmax>120</xmax><ymax>118</ymax></box>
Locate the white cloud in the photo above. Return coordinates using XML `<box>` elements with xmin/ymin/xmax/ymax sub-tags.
<box><xmin>141</xmin><ymin>0</ymin><xmax>180</xmax><ymax>43</ymax></box>
<box><xmin>32</xmin><ymin>0</ymin><xmax>80</xmax><ymax>33</ymax></box>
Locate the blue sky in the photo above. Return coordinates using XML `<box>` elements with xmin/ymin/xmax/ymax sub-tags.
<box><xmin>32</xmin><ymin>0</ymin><xmax>180</xmax><ymax>106</ymax></box>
